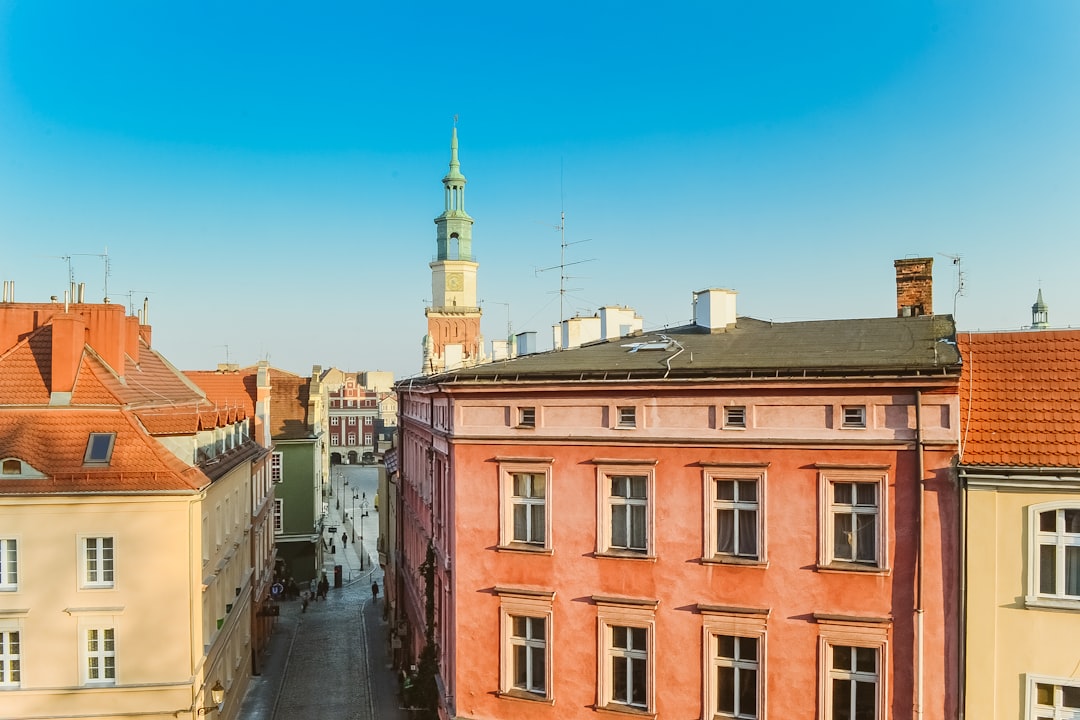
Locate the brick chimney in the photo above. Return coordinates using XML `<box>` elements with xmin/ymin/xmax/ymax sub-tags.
<box><xmin>50</xmin><ymin>313</ymin><xmax>86</xmax><ymax>404</ymax></box>
<box><xmin>894</xmin><ymin>258</ymin><xmax>933</xmax><ymax>317</ymax></box>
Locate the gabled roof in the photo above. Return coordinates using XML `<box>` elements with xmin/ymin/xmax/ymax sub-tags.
<box><xmin>412</xmin><ymin>314</ymin><xmax>961</xmax><ymax>385</ymax></box>
<box><xmin>183</xmin><ymin>370</ymin><xmax>257</xmax><ymax>417</ymax></box>
<box><xmin>268</xmin><ymin>369</ymin><xmax>313</xmax><ymax>440</ymax></box>
<box><xmin>0</xmin><ymin>409</ymin><xmax>206</xmax><ymax>494</ymax></box>
<box><xmin>959</xmin><ymin>329</ymin><xmax>1080</xmax><ymax>468</ymax></box>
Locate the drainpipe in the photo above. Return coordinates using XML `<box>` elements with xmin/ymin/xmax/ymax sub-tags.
<box><xmin>915</xmin><ymin>389</ymin><xmax>925</xmax><ymax>720</ymax></box>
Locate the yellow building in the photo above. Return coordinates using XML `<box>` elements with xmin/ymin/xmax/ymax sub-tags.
<box><xmin>959</xmin><ymin>329</ymin><xmax>1080</xmax><ymax>719</ymax></box>
<box><xmin>0</xmin><ymin>301</ymin><xmax>268</xmax><ymax>719</ymax></box>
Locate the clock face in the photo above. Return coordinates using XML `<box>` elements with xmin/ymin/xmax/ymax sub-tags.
<box><xmin>446</xmin><ymin>273</ymin><xmax>464</xmax><ymax>291</ymax></box>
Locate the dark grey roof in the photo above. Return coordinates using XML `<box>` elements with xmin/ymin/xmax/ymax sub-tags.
<box><xmin>416</xmin><ymin>315</ymin><xmax>961</xmax><ymax>385</ymax></box>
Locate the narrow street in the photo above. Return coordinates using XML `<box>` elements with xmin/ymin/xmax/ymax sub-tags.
<box><xmin>239</xmin><ymin>465</ymin><xmax>410</xmax><ymax>719</ymax></box>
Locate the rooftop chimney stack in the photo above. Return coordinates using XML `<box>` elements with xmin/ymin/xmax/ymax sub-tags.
<box><xmin>693</xmin><ymin>289</ymin><xmax>738</xmax><ymax>331</ymax></box>
<box><xmin>894</xmin><ymin>258</ymin><xmax>934</xmax><ymax>317</ymax></box>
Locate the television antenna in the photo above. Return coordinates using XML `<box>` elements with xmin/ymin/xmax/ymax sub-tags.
<box><xmin>534</xmin><ymin>211</ymin><xmax>595</xmax><ymax>323</ymax></box>
<box><xmin>938</xmin><ymin>253</ymin><xmax>964</xmax><ymax>318</ymax></box>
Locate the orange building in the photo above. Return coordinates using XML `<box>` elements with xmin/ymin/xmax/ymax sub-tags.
<box><xmin>393</xmin><ymin>264</ymin><xmax>962</xmax><ymax>719</ymax></box>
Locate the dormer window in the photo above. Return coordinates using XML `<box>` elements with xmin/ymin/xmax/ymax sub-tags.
<box><xmin>1</xmin><ymin>458</ymin><xmax>46</xmax><ymax>479</ymax></box>
<box><xmin>84</xmin><ymin>433</ymin><xmax>116</xmax><ymax>465</ymax></box>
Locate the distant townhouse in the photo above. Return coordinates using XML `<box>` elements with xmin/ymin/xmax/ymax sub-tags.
<box><xmin>324</xmin><ymin>370</ymin><xmax>378</xmax><ymax>464</ymax></box>
<box><xmin>958</xmin><ymin>327</ymin><xmax>1080</xmax><ymax>719</ymax></box>
<box><xmin>263</xmin><ymin>366</ymin><xmax>328</xmax><ymax>585</ymax></box>
<box><xmin>392</xmin><ymin>260</ymin><xmax>963</xmax><ymax>720</ymax></box>
<box><xmin>0</xmin><ymin>299</ymin><xmax>264</xmax><ymax>719</ymax></box>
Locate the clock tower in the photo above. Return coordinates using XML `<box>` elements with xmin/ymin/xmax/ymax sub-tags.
<box><xmin>423</xmin><ymin>126</ymin><xmax>484</xmax><ymax>374</ymax></box>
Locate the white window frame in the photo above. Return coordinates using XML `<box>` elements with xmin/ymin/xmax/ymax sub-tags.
<box><xmin>348</xmin><ymin>434</ymin><xmax>357</xmax><ymax>446</ymax></box>
<box><xmin>364</xmin><ymin>433</ymin><xmax>372</xmax><ymax>445</ymax></box>
<box><xmin>615</xmin><ymin>406</ymin><xmax>637</xmax><ymax>429</ymax></box>
<box><xmin>82</xmin><ymin>623</ymin><xmax>117</xmax><ymax>686</ymax></box>
<box><xmin>703</xmin><ymin>465</ymin><xmax>768</xmax><ymax>564</ymax></box>
<box><xmin>270</xmin><ymin>452</ymin><xmax>283</xmax><ymax>483</ymax></box>
<box><xmin>596</xmin><ymin>461</ymin><xmax>656</xmax><ymax>558</ymax></box>
<box><xmin>701</xmin><ymin>607</ymin><xmax>768</xmax><ymax>720</ymax></box>
<box><xmin>81</xmin><ymin>536</ymin><xmax>115</xmax><ymax>589</ymax></box>
<box><xmin>595</xmin><ymin>596</ymin><xmax>657</xmax><ymax>715</ymax></box>
<box><xmin>498</xmin><ymin>458</ymin><xmax>554</xmax><ymax>552</ymax></box>
<box><xmin>818</xmin><ymin>467</ymin><xmax>889</xmax><ymax>572</ymax></box>
<box><xmin>0</xmin><ymin>621</ymin><xmax>20</xmax><ymax>688</ymax></box>
<box><xmin>348</xmin><ymin>416</ymin><xmax>356</xmax><ymax>425</ymax></box>
<box><xmin>273</xmin><ymin>499</ymin><xmax>283</xmax><ymax>534</ymax></box>
<box><xmin>816</xmin><ymin>616</ymin><xmax>889</xmax><ymax>720</ymax></box>
<box><xmin>841</xmin><ymin>405</ymin><xmax>867</xmax><ymax>429</ymax></box>
<box><xmin>331</xmin><ymin>416</ymin><xmax>339</xmax><ymax>426</ymax></box>
<box><xmin>0</xmin><ymin>538</ymin><xmax>17</xmax><ymax>591</ymax></box>
<box><xmin>1026</xmin><ymin>673</ymin><xmax>1080</xmax><ymax>720</ymax></box>
<box><xmin>723</xmin><ymin>406</ymin><xmax>747</xmax><ymax>429</ymax></box>
<box><xmin>496</xmin><ymin>587</ymin><xmax>554</xmax><ymax>704</ymax></box>
<box><xmin>517</xmin><ymin>407</ymin><xmax>537</xmax><ymax>428</ymax></box>
<box><xmin>1026</xmin><ymin>502</ymin><xmax>1080</xmax><ymax>610</ymax></box>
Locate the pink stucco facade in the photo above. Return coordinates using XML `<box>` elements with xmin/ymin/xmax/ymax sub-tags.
<box><xmin>395</xmin><ymin>378</ymin><xmax>960</xmax><ymax>719</ymax></box>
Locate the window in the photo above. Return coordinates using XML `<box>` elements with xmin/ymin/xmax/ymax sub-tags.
<box><xmin>596</xmin><ymin>461</ymin><xmax>656</xmax><ymax>557</ymax></box>
<box><xmin>616</xmin><ymin>406</ymin><xmax>637</xmax><ymax>428</ymax></box>
<box><xmin>348</xmin><ymin>434</ymin><xmax>356</xmax><ymax>446</ymax></box>
<box><xmin>596</xmin><ymin>597</ymin><xmax>657</xmax><ymax>714</ymax></box>
<box><xmin>273</xmin><ymin>499</ymin><xmax>283</xmax><ymax>534</ymax></box>
<box><xmin>0</xmin><ymin>539</ymin><xmax>16</xmax><ymax>591</ymax></box>
<box><xmin>331</xmin><ymin>416</ymin><xmax>339</xmax><ymax>426</ymax></box>
<box><xmin>818</xmin><ymin>467</ymin><xmax>889</xmax><ymax>571</ymax></box>
<box><xmin>84</xmin><ymin>627</ymin><xmax>116</xmax><ymax>685</ymax></box>
<box><xmin>610</xmin><ymin>476</ymin><xmax>647</xmax><ymax>552</ymax></box>
<box><xmin>827</xmin><ymin>645</ymin><xmax>878</xmax><ymax>719</ymax></box>
<box><xmin>0</xmin><ymin>629</ymin><xmax>19</xmax><ymax>687</ymax></box>
<box><xmin>518</xmin><ymin>407</ymin><xmax>536</xmax><ymax>428</ymax></box>
<box><xmin>83</xmin><ymin>537</ymin><xmax>115</xmax><ymax>588</ymax></box>
<box><xmin>816</xmin><ymin>616</ymin><xmax>888</xmax><ymax>720</ymax></box>
<box><xmin>496</xmin><ymin>587</ymin><xmax>554</xmax><ymax>703</ymax></box>
<box><xmin>498</xmin><ymin>459</ymin><xmax>553</xmax><ymax>552</ymax></box>
<box><xmin>348</xmin><ymin>416</ymin><xmax>356</xmax><ymax>425</ymax></box>
<box><xmin>724</xmin><ymin>406</ymin><xmax>747</xmax><ymax>429</ymax></box>
<box><xmin>364</xmin><ymin>434</ymin><xmax>372</xmax><ymax>445</ymax></box>
<box><xmin>84</xmin><ymin>433</ymin><xmax>116</xmax><ymax>464</ymax></box>
<box><xmin>1028</xmin><ymin>676</ymin><xmax>1080</xmax><ymax>720</ymax></box>
<box><xmin>270</xmin><ymin>452</ymin><xmax>283</xmax><ymax>483</ymax></box>
<box><xmin>842</xmin><ymin>406</ymin><xmax>867</xmax><ymax>429</ymax></box>
<box><xmin>511</xmin><ymin>617</ymin><xmax>546</xmax><ymax>695</ymax></box>
<box><xmin>704</xmin><ymin>466</ymin><xmax>767</xmax><ymax>563</ymax></box>
<box><xmin>2</xmin><ymin>459</ymin><xmax>19</xmax><ymax>474</ymax></box>
<box><xmin>1027</xmin><ymin>503</ymin><xmax>1080</xmax><ymax>607</ymax></box>
<box><xmin>701</xmin><ymin>607</ymin><xmax>767</xmax><ymax>720</ymax></box>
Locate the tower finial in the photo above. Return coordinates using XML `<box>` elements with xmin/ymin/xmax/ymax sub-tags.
<box><xmin>1031</xmin><ymin>288</ymin><xmax>1049</xmax><ymax>330</ymax></box>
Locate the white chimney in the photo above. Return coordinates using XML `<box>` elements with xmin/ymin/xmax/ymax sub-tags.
<box><xmin>599</xmin><ymin>306</ymin><xmax>643</xmax><ymax>339</ymax></box>
<box><xmin>693</xmin><ymin>289</ymin><xmax>737</xmax><ymax>330</ymax></box>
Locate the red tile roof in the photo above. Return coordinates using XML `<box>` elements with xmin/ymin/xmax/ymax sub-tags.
<box><xmin>183</xmin><ymin>370</ymin><xmax>257</xmax><ymax>417</ymax></box>
<box><xmin>268</xmin><ymin>369</ymin><xmax>312</xmax><ymax>440</ymax></box>
<box><xmin>958</xmin><ymin>330</ymin><xmax>1080</xmax><ymax>468</ymax></box>
<box><xmin>0</xmin><ymin>409</ymin><xmax>206</xmax><ymax>493</ymax></box>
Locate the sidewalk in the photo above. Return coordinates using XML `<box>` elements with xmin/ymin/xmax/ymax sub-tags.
<box><xmin>238</xmin><ymin>489</ymin><xmax>408</xmax><ymax>719</ymax></box>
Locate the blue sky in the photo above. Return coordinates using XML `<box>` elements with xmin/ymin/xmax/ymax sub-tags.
<box><xmin>2</xmin><ymin>1</ymin><xmax>1078</xmax><ymax>379</ymax></box>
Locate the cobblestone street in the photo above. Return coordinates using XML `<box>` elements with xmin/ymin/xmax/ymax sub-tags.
<box><xmin>239</xmin><ymin>467</ymin><xmax>409</xmax><ymax>719</ymax></box>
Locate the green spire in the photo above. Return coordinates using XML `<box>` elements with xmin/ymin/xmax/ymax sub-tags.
<box><xmin>444</xmin><ymin>126</ymin><xmax>465</xmax><ymax>183</ymax></box>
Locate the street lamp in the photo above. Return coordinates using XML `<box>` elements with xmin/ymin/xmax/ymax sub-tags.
<box><xmin>196</xmin><ymin>680</ymin><xmax>225</xmax><ymax>715</ymax></box>
<box><xmin>358</xmin><ymin>492</ymin><xmax>369</xmax><ymax>569</ymax></box>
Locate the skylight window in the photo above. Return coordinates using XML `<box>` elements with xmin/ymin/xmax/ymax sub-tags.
<box><xmin>84</xmin><ymin>433</ymin><xmax>116</xmax><ymax>465</ymax></box>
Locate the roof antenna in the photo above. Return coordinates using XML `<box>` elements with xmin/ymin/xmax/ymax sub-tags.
<box><xmin>939</xmin><ymin>253</ymin><xmax>964</xmax><ymax>318</ymax></box>
<box><xmin>534</xmin><ymin>163</ymin><xmax>596</xmax><ymax>323</ymax></box>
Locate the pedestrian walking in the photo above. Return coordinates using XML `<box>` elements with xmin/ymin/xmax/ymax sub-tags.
<box><xmin>371</xmin><ymin>581</ymin><xmax>379</xmax><ymax>602</ymax></box>
<box><xmin>342</xmin><ymin>531</ymin><xmax>348</xmax><ymax>548</ymax></box>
